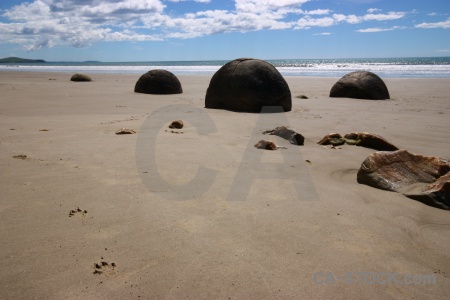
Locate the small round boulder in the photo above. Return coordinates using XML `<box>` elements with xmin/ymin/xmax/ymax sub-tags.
<box><xmin>70</xmin><ymin>73</ymin><xmax>92</xmax><ymax>82</ymax></box>
<box><xmin>134</xmin><ymin>69</ymin><xmax>182</xmax><ymax>95</ymax></box>
<box><xmin>205</xmin><ymin>58</ymin><xmax>291</xmax><ymax>112</ymax></box>
<box><xmin>329</xmin><ymin>71</ymin><xmax>390</xmax><ymax>100</ymax></box>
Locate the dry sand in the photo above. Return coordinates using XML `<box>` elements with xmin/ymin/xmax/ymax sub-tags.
<box><xmin>0</xmin><ymin>71</ymin><xmax>449</xmax><ymax>299</ymax></box>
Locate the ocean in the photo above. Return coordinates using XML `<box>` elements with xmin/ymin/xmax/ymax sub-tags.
<box><xmin>1</xmin><ymin>57</ymin><xmax>449</xmax><ymax>78</ymax></box>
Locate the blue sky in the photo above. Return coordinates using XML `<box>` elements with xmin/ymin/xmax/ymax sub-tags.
<box><xmin>0</xmin><ymin>0</ymin><xmax>449</xmax><ymax>61</ymax></box>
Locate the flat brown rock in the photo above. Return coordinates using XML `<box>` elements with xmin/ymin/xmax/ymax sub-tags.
<box><xmin>317</xmin><ymin>133</ymin><xmax>345</xmax><ymax>146</ymax></box>
<box><xmin>262</xmin><ymin>126</ymin><xmax>304</xmax><ymax>145</ymax></box>
<box><xmin>344</xmin><ymin>132</ymin><xmax>399</xmax><ymax>151</ymax></box>
<box><xmin>115</xmin><ymin>128</ymin><xmax>136</xmax><ymax>135</ymax></box>
<box><xmin>357</xmin><ymin>150</ymin><xmax>450</xmax><ymax>209</ymax></box>
<box><xmin>424</xmin><ymin>172</ymin><xmax>450</xmax><ymax>196</ymax></box>
<box><xmin>318</xmin><ymin>132</ymin><xmax>398</xmax><ymax>150</ymax></box>
<box><xmin>402</xmin><ymin>172</ymin><xmax>450</xmax><ymax>210</ymax></box>
<box><xmin>254</xmin><ymin>140</ymin><xmax>286</xmax><ymax>150</ymax></box>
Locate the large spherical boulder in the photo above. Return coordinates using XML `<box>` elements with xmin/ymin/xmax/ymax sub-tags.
<box><xmin>329</xmin><ymin>71</ymin><xmax>390</xmax><ymax>100</ymax></box>
<box><xmin>70</xmin><ymin>73</ymin><xmax>92</xmax><ymax>82</ymax></box>
<box><xmin>134</xmin><ymin>69</ymin><xmax>182</xmax><ymax>94</ymax></box>
<box><xmin>205</xmin><ymin>58</ymin><xmax>291</xmax><ymax>112</ymax></box>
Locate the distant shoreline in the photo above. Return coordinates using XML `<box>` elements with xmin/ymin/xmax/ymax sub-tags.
<box><xmin>1</xmin><ymin>56</ymin><xmax>449</xmax><ymax>65</ymax></box>
<box><xmin>0</xmin><ymin>57</ymin><xmax>46</xmax><ymax>63</ymax></box>
<box><xmin>1</xmin><ymin>57</ymin><xmax>449</xmax><ymax>78</ymax></box>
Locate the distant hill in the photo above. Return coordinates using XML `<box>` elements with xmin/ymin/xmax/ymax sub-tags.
<box><xmin>0</xmin><ymin>57</ymin><xmax>46</xmax><ymax>63</ymax></box>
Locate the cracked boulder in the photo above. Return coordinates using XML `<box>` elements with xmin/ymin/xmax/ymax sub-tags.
<box><xmin>134</xmin><ymin>69</ymin><xmax>183</xmax><ymax>94</ymax></box>
<box><xmin>330</xmin><ymin>71</ymin><xmax>390</xmax><ymax>100</ymax></box>
<box><xmin>357</xmin><ymin>149</ymin><xmax>450</xmax><ymax>209</ymax></box>
<box><xmin>205</xmin><ymin>58</ymin><xmax>292</xmax><ymax>112</ymax></box>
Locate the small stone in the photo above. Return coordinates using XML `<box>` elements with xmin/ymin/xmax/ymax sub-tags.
<box><xmin>101</xmin><ymin>261</ymin><xmax>108</xmax><ymax>266</ymax></box>
<box><xmin>262</xmin><ymin>126</ymin><xmax>304</xmax><ymax>146</ymax></box>
<box><xmin>317</xmin><ymin>133</ymin><xmax>345</xmax><ymax>146</ymax></box>
<box><xmin>95</xmin><ymin>263</ymin><xmax>101</xmax><ymax>269</ymax></box>
<box><xmin>169</xmin><ymin>120</ymin><xmax>183</xmax><ymax>129</ymax></box>
<box><xmin>115</xmin><ymin>128</ymin><xmax>136</xmax><ymax>135</ymax></box>
<box><xmin>254</xmin><ymin>140</ymin><xmax>282</xmax><ymax>150</ymax></box>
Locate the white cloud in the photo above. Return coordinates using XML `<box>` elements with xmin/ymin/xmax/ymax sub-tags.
<box><xmin>235</xmin><ymin>0</ymin><xmax>309</xmax><ymax>14</ymax></box>
<box><xmin>295</xmin><ymin>11</ymin><xmax>405</xmax><ymax>29</ymax></box>
<box><xmin>357</xmin><ymin>26</ymin><xmax>406</xmax><ymax>33</ymax></box>
<box><xmin>367</xmin><ymin>8</ymin><xmax>381</xmax><ymax>14</ymax></box>
<box><xmin>363</xmin><ymin>12</ymin><xmax>405</xmax><ymax>21</ymax></box>
<box><xmin>437</xmin><ymin>49</ymin><xmax>450</xmax><ymax>52</ymax></box>
<box><xmin>0</xmin><ymin>0</ymin><xmax>413</xmax><ymax>51</ymax></box>
<box><xmin>305</xmin><ymin>9</ymin><xmax>331</xmax><ymax>15</ymax></box>
<box><xmin>415</xmin><ymin>17</ymin><xmax>450</xmax><ymax>29</ymax></box>
<box><xmin>295</xmin><ymin>16</ymin><xmax>335</xmax><ymax>29</ymax></box>
<box><xmin>331</xmin><ymin>11</ymin><xmax>405</xmax><ymax>24</ymax></box>
<box><xmin>332</xmin><ymin>14</ymin><xmax>360</xmax><ymax>24</ymax></box>
<box><xmin>313</xmin><ymin>32</ymin><xmax>332</xmax><ymax>35</ymax></box>
<box><xmin>168</xmin><ymin>0</ymin><xmax>211</xmax><ymax>3</ymax></box>
<box><xmin>1</xmin><ymin>0</ymin><xmax>166</xmax><ymax>49</ymax></box>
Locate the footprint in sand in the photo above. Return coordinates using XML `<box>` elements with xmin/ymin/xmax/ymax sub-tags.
<box><xmin>329</xmin><ymin>168</ymin><xmax>359</xmax><ymax>183</ymax></box>
<box><xmin>93</xmin><ymin>260</ymin><xmax>117</xmax><ymax>277</ymax></box>
<box><xmin>395</xmin><ymin>216</ymin><xmax>450</xmax><ymax>250</ymax></box>
<box><xmin>69</xmin><ymin>207</ymin><xmax>88</xmax><ymax>218</ymax></box>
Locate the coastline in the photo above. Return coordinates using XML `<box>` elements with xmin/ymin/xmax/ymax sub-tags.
<box><xmin>1</xmin><ymin>56</ymin><xmax>450</xmax><ymax>78</ymax></box>
<box><xmin>1</xmin><ymin>71</ymin><xmax>449</xmax><ymax>299</ymax></box>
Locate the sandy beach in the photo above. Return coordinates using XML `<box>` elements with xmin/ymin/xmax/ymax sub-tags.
<box><xmin>1</xmin><ymin>71</ymin><xmax>449</xmax><ymax>299</ymax></box>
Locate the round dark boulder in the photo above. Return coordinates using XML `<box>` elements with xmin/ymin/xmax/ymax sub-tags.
<box><xmin>70</xmin><ymin>73</ymin><xmax>92</xmax><ymax>82</ymax></box>
<box><xmin>205</xmin><ymin>58</ymin><xmax>291</xmax><ymax>112</ymax></box>
<box><xmin>134</xmin><ymin>69</ymin><xmax>182</xmax><ymax>95</ymax></box>
<box><xmin>329</xmin><ymin>71</ymin><xmax>390</xmax><ymax>100</ymax></box>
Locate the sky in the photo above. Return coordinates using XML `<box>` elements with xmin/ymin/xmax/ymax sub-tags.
<box><xmin>0</xmin><ymin>0</ymin><xmax>449</xmax><ymax>62</ymax></box>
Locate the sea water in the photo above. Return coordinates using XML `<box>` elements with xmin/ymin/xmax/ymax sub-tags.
<box><xmin>1</xmin><ymin>57</ymin><xmax>449</xmax><ymax>78</ymax></box>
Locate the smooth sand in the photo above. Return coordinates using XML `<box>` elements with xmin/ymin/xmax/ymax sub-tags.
<box><xmin>1</xmin><ymin>71</ymin><xmax>449</xmax><ymax>299</ymax></box>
